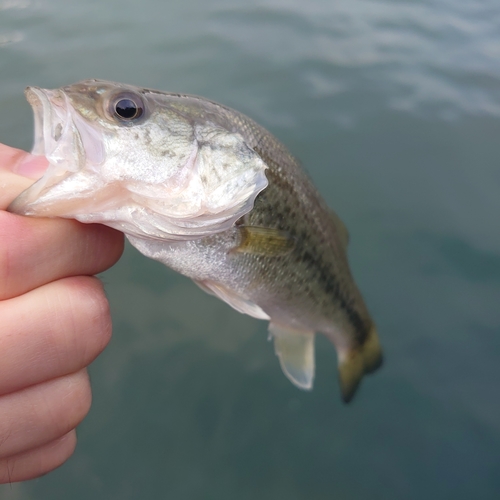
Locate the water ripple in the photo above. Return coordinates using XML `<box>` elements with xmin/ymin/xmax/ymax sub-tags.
<box><xmin>211</xmin><ymin>0</ymin><xmax>500</xmax><ymax>117</ymax></box>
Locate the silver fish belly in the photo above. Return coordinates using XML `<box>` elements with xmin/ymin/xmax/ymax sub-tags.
<box><xmin>8</xmin><ymin>80</ymin><xmax>382</xmax><ymax>402</ymax></box>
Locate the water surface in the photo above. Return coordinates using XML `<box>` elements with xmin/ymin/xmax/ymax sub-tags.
<box><xmin>1</xmin><ymin>0</ymin><xmax>500</xmax><ymax>498</ymax></box>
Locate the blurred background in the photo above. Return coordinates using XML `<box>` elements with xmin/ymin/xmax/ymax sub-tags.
<box><xmin>1</xmin><ymin>0</ymin><xmax>500</xmax><ymax>498</ymax></box>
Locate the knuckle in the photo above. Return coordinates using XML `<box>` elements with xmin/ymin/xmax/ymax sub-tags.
<box><xmin>89</xmin><ymin>225</ymin><xmax>125</xmax><ymax>271</ymax></box>
<box><xmin>0</xmin><ymin>431</ymin><xmax>78</xmax><ymax>484</ymax></box>
<box><xmin>79</xmin><ymin>277</ymin><xmax>113</xmax><ymax>350</ymax></box>
<box><xmin>70</xmin><ymin>370</ymin><xmax>93</xmax><ymax>425</ymax></box>
<box><xmin>33</xmin><ymin>277</ymin><xmax>112</xmax><ymax>377</ymax></box>
<box><xmin>32</xmin><ymin>433</ymin><xmax>77</xmax><ymax>480</ymax></box>
<box><xmin>56</xmin><ymin>430</ymin><xmax>78</xmax><ymax>463</ymax></box>
<box><xmin>64</xmin><ymin>276</ymin><xmax>113</xmax><ymax>356</ymax></box>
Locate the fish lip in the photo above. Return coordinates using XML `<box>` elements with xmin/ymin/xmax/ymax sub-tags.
<box><xmin>24</xmin><ymin>87</ymin><xmax>46</xmax><ymax>156</ymax></box>
<box><xmin>8</xmin><ymin>87</ymin><xmax>74</xmax><ymax>216</ymax></box>
<box><xmin>9</xmin><ymin>86</ymin><xmax>106</xmax><ymax>217</ymax></box>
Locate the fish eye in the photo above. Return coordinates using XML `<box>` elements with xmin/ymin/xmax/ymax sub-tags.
<box><xmin>110</xmin><ymin>93</ymin><xmax>145</xmax><ymax>122</ymax></box>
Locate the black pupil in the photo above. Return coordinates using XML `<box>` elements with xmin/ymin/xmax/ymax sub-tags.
<box><xmin>115</xmin><ymin>98</ymin><xmax>142</xmax><ymax>120</ymax></box>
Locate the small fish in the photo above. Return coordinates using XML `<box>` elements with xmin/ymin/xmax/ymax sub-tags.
<box><xmin>9</xmin><ymin>80</ymin><xmax>382</xmax><ymax>402</ymax></box>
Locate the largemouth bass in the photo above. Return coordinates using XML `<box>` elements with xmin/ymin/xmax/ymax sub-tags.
<box><xmin>9</xmin><ymin>80</ymin><xmax>382</xmax><ymax>402</ymax></box>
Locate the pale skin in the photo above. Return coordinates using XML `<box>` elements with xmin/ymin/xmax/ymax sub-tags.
<box><xmin>0</xmin><ymin>143</ymin><xmax>124</xmax><ymax>483</ymax></box>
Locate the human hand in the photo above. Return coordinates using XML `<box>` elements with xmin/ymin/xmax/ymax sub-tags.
<box><xmin>0</xmin><ymin>144</ymin><xmax>124</xmax><ymax>483</ymax></box>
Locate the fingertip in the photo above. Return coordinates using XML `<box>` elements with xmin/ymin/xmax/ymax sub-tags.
<box><xmin>0</xmin><ymin>144</ymin><xmax>48</xmax><ymax>179</ymax></box>
<box><xmin>64</xmin><ymin>220</ymin><xmax>125</xmax><ymax>272</ymax></box>
<box><xmin>0</xmin><ymin>430</ymin><xmax>78</xmax><ymax>484</ymax></box>
<box><xmin>13</xmin><ymin>155</ymin><xmax>48</xmax><ymax>180</ymax></box>
<box><xmin>42</xmin><ymin>429</ymin><xmax>78</xmax><ymax>466</ymax></box>
<box><xmin>52</xmin><ymin>276</ymin><xmax>114</xmax><ymax>367</ymax></box>
<box><xmin>0</xmin><ymin>145</ymin><xmax>49</xmax><ymax>208</ymax></box>
<box><xmin>61</xmin><ymin>369</ymin><xmax>93</xmax><ymax>431</ymax></box>
<box><xmin>93</xmin><ymin>224</ymin><xmax>125</xmax><ymax>268</ymax></box>
<box><xmin>0</xmin><ymin>144</ymin><xmax>26</xmax><ymax>170</ymax></box>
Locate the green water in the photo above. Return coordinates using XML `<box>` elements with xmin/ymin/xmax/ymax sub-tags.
<box><xmin>1</xmin><ymin>0</ymin><xmax>500</xmax><ymax>498</ymax></box>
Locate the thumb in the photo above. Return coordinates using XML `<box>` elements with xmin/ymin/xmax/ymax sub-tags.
<box><xmin>0</xmin><ymin>143</ymin><xmax>48</xmax><ymax>178</ymax></box>
<box><xmin>0</xmin><ymin>144</ymin><xmax>48</xmax><ymax>209</ymax></box>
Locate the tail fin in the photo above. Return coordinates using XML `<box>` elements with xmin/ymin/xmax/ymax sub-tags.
<box><xmin>337</xmin><ymin>325</ymin><xmax>382</xmax><ymax>403</ymax></box>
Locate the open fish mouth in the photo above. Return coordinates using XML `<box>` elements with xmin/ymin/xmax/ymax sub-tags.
<box><xmin>27</xmin><ymin>87</ymin><xmax>74</xmax><ymax>160</ymax></box>
<box><xmin>8</xmin><ymin>87</ymin><xmax>105</xmax><ymax>217</ymax></box>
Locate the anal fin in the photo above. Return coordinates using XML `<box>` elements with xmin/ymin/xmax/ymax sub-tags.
<box><xmin>269</xmin><ymin>322</ymin><xmax>316</xmax><ymax>390</ymax></box>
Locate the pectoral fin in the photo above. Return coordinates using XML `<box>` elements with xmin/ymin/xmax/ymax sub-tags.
<box><xmin>269</xmin><ymin>322</ymin><xmax>315</xmax><ymax>390</ymax></box>
<box><xmin>234</xmin><ymin>226</ymin><xmax>294</xmax><ymax>256</ymax></box>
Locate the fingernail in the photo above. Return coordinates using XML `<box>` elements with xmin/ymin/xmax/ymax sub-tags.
<box><xmin>14</xmin><ymin>155</ymin><xmax>48</xmax><ymax>179</ymax></box>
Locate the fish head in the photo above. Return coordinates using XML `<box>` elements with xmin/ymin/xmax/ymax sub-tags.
<box><xmin>9</xmin><ymin>79</ymin><xmax>268</xmax><ymax>240</ymax></box>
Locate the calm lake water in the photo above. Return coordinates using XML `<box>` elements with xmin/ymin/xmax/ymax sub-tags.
<box><xmin>1</xmin><ymin>0</ymin><xmax>500</xmax><ymax>498</ymax></box>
